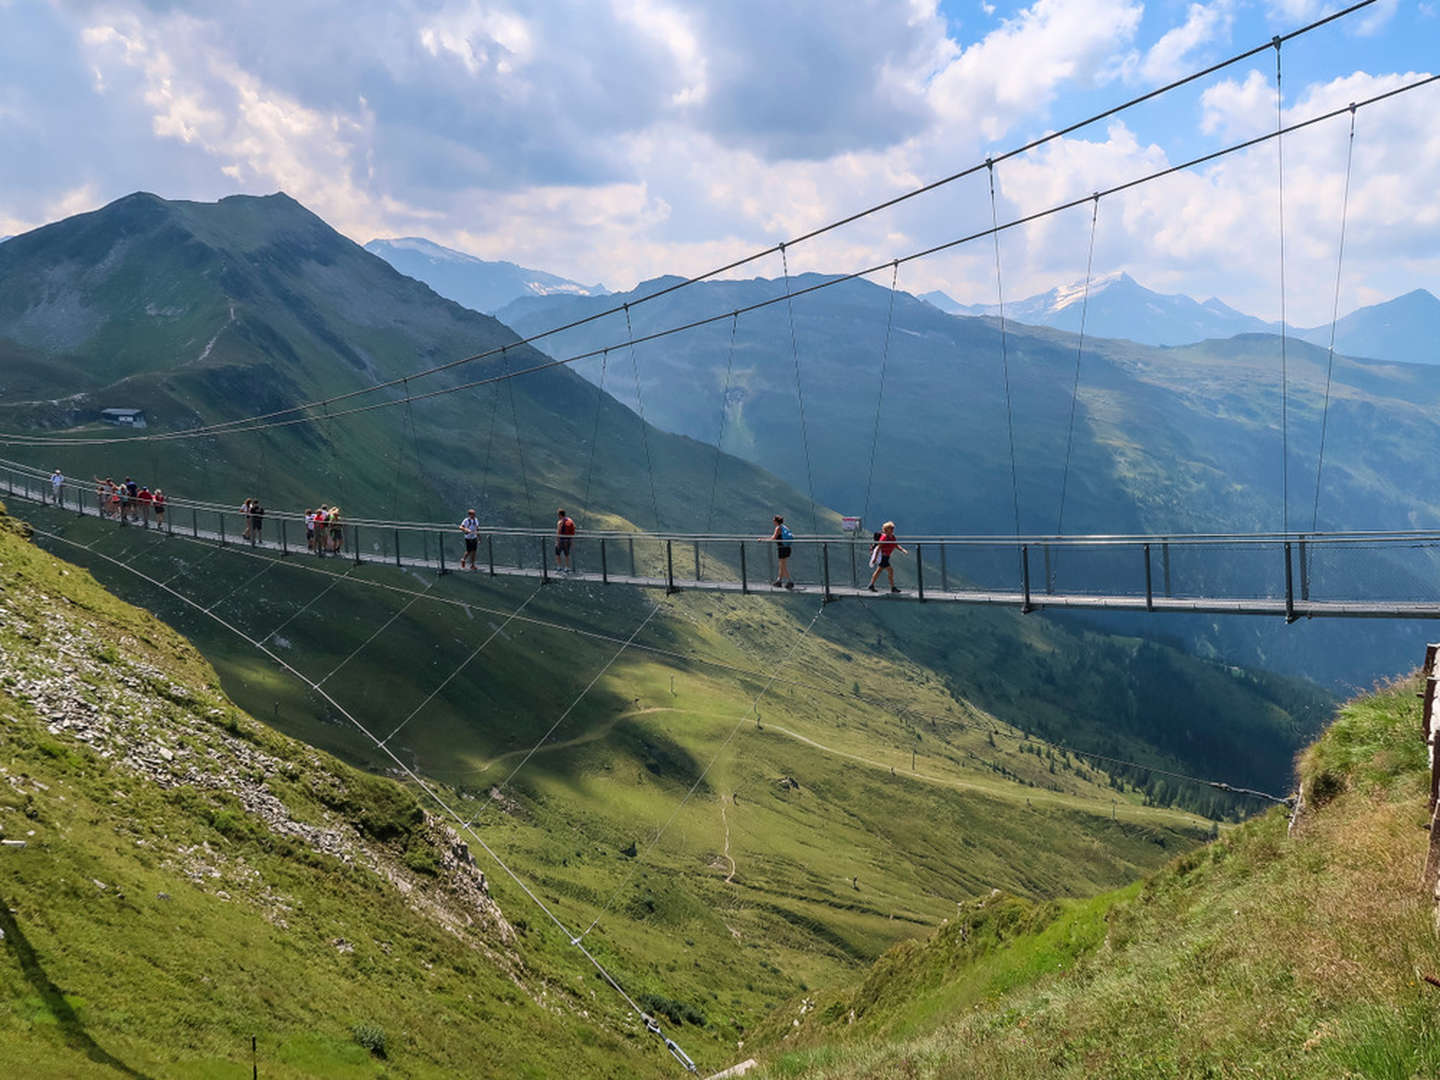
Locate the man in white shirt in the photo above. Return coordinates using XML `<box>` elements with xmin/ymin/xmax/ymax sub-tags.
<box><xmin>458</xmin><ymin>509</ymin><xmax>481</xmax><ymax>570</ymax></box>
<box><xmin>49</xmin><ymin>469</ymin><xmax>63</xmax><ymax>506</ymax></box>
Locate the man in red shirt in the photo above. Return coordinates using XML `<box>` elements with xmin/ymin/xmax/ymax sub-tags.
<box><xmin>866</xmin><ymin>521</ymin><xmax>908</xmax><ymax>593</ymax></box>
<box><xmin>136</xmin><ymin>486</ymin><xmax>155</xmax><ymax>528</ymax></box>
<box><xmin>555</xmin><ymin>508</ymin><xmax>576</xmax><ymax>573</ymax></box>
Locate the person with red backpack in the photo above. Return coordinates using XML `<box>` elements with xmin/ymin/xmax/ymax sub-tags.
<box><xmin>555</xmin><ymin>508</ymin><xmax>576</xmax><ymax>573</ymax></box>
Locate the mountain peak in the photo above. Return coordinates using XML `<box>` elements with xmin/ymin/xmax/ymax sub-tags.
<box><xmin>365</xmin><ymin>236</ymin><xmax>606</xmax><ymax>314</ymax></box>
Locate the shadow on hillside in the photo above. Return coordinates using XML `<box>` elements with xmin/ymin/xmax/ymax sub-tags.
<box><xmin>0</xmin><ymin>897</ymin><xmax>154</xmax><ymax>1078</ymax></box>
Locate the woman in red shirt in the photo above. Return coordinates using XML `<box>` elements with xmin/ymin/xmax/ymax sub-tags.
<box><xmin>866</xmin><ymin>521</ymin><xmax>908</xmax><ymax>593</ymax></box>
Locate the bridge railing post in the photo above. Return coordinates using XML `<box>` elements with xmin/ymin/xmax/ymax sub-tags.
<box><xmin>1021</xmin><ymin>544</ymin><xmax>1032</xmax><ymax>613</ymax></box>
<box><xmin>849</xmin><ymin>537</ymin><xmax>858</xmax><ymax>589</ymax></box>
<box><xmin>940</xmin><ymin>543</ymin><xmax>948</xmax><ymax>593</ymax></box>
<box><xmin>600</xmin><ymin>538</ymin><xmax>608</xmax><ymax>584</ymax></box>
<box><xmin>740</xmin><ymin>542</ymin><xmax>749</xmax><ymax>594</ymax></box>
<box><xmin>1299</xmin><ymin>537</ymin><xmax>1310</xmax><ymax>601</ymax></box>
<box><xmin>1144</xmin><ymin>543</ymin><xmax>1153</xmax><ymax>611</ymax></box>
<box><xmin>823</xmin><ymin>543</ymin><xmax>833</xmax><ymax>603</ymax></box>
<box><xmin>694</xmin><ymin>540</ymin><xmax>701</xmax><ymax>583</ymax></box>
<box><xmin>1162</xmin><ymin>541</ymin><xmax>1172</xmax><ymax>597</ymax></box>
<box><xmin>438</xmin><ymin>531</ymin><xmax>447</xmax><ymax>575</ymax></box>
<box><xmin>915</xmin><ymin>543</ymin><xmax>925</xmax><ymax>602</ymax></box>
<box><xmin>281</xmin><ymin>518</ymin><xmax>289</xmax><ymax>557</ymax></box>
<box><xmin>666</xmin><ymin>539</ymin><xmax>676</xmax><ymax>594</ymax></box>
<box><xmin>1284</xmin><ymin>541</ymin><xmax>1296</xmax><ymax>622</ymax></box>
<box><xmin>218</xmin><ymin>511</ymin><xmax>226</xmax><ymax>547</ymax></box>
<box><xmin>1044</xmin><ymin>544</ymin><xmax>1054</xmax><ymax>595</ymax></box>
<box><xmin>629</xmin><ymin>536</ymin><xmax>637</xmax><ymax>578</ymax></box>
<box><xmin>487</xmin><ymin>534</ymin><xmax>495</xmax><ymax>576</ymax></box>
<box><xmin>394</xmin><ymin>527</ymin><xmax>401</xmax><ymax>567</ymax></box>
<box><xmin>540</xmin><ymin>536</ymin><xmax>549</xmax><ymax>583</ymax></box>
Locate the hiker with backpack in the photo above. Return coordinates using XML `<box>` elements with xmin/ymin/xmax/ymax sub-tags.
<box><xmin>762</xmin><ymin>515</ymin><xmax>795</xmax><ymax>589</ymax></box>
<box><xmin>867</xmin><ymin>521</ymin><xmax>908</xmax><ymax>593</ymax></box>
<box><xmin>555</xmin><ymin>508</ymin><xmax>576</xmax><ymax>572</ymax></box>
<box><xmin>459</xmin><ymin>509</ymin><xmax>481</xmax><ymax>570</ymax></box>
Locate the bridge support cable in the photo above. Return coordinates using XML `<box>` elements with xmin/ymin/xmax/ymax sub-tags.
<box><xmin>31</xmin><ymin>527</ymin><xmax>700</xmax><ymax>1074</ymax></box>
<box><xmin>378</xmin><ymin>583</ymin><xmax>547</xmax><ymax>749</ymax></box>
<box><xmin>501</xmin><ymin>347</ymin><xmax>537</xmax><ymax>528</ymax></box>
<box><xmin>1274</xmin><ymin>38</ymin><xmax>1292</xmax><ymax>534</ymax></box>
<box><xmin>0</xmin><ymin>5</ymin><xmax>1384</xmax><ymax>455</ymax></box>
<box><xmin>314</xmin><ymin>579</ymin><xmax>437</xmax><ymax>690</ymax></box>
<box><xmin>1312</xmin><ymin>106</ymin><xmax>1358</xmax><ymax>531</ymax></box>
<box><xmin>862</xmin><ymin>262</ymin><xmax>901</xmax><ymax>525</ymax></box>
<box><xmin>474</xmin><ymin>601</ymin><xmax>663</xmax><ymax>816</ymax></box>
<box><xmin>624</xmin><ymin>304</ymin><xmax>664</xmax><ymax>531</ymax></box>
<box><xmin>478</xmin><ymin>366</ymin><xmax>504</xmax><ymax>518</ymax></box>
<box><xmin>986</xmin><ymin>161</ymin><xmax>1024</xmax><ymax>548</ymax></box>
<box><xmin>778</xmin><ymin>245</ymin><xmax>820</xmax><ymax>534</ymax></box>
<box><xmin>705</xmin><ymin>314</ymin><xmax>741</xmax><ymax>536</ymax></box>
<box><xmin>582</xmin><ymin>349</ymin><xmax>611</xmax><ymax>514</ymax></box>
<box><xmin>576</xmin><ymin>602</ymin><xmax>827</xmax><ymax>944</ymax></box>
<box><xmin>1056</xmin><ymin>196</ymin><xmax>1101</xmax><ymax>540</ymax></box>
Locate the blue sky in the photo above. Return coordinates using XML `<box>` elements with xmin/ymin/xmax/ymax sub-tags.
<box><xmin>0</xmin><ymin>0</ymin><xmax>1435</xmax><ymax>322</ymax></box>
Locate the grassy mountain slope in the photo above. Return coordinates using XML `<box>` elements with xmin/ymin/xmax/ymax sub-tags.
<box><xmin>750</xmin><ymin>672</ymin><xmax>1440</xmax><ymax>1078</ymax></box>
<box><xmin>0</xmin><ymin>500</ymin><xmax>1236</xmax><ymax>1077</ymax></box>
<box><xmin>0</xmin><ymin>191</ymin><xmax>811</xmax><ymax>536</ymax></box>
<box><xmin>0</xmin><ymin>505</ymin><xmax>671</xmax><ymax>1079</ymax></box>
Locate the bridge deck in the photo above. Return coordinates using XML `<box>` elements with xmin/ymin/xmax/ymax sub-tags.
<box><xmin>11</xmin><ymin>489</ymin><xmax>1440</xmax><ymax>620</ymax></box>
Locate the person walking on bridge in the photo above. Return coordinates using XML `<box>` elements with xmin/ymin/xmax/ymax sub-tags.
<box><xmin>867</xmin><ymin>521</ymin><xmax>908</xmax><ymax>593</ymax></box>
<box><xmin>459</xmin><ymin>509</ymin><xmax>481</xmax><ymax>570</ymax></box>
<box><xmin>49</xmin><ymin>468</ymin><xmax>63</xmax><ymax>506</ymax></box>
<box><xmin>762</xmin><ymin>515</ymin><xmax>795</xmax><ymax>589</ymax></box>
<box><xmin>555</xmin><ymin>508</ymin><xmax>576</xmax><ymax>573</ymax></box>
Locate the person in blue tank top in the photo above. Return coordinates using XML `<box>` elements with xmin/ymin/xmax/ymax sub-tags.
<box><xmin>760</xmin><ymin>514</ymin><xmax>795</xmax><ymax>589</ymax></box>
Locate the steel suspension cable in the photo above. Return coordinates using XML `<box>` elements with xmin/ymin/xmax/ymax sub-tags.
<box><xmin>862</xmin><ymin>262</ymin><xmax>900</xmax><ymax>525</ymax></box>
<box><xmin>987</xmin><ymin>161</ymin><xmax>1023</xmax><ymax>540</ymax></box>
<box><xmin>0</xmin><ymin>4</ymin><xmax>1379</xmax><ymax>454</ymax></box>
<box><xmin>379</xmin><ymin>582</ymin><xmax>547</xmax><ymax>749</ymax></box>
<box><xmin>6</xmin><ymin>74</ymin><xmax>1437</xmax><ymax>452</ymax></box>
<box><xmin>1274</xmin><ymin>38</ymin><xmax>1291</xmax><ymax>534</ymax></box>
<box><xmin>478</xmin><ymin>368</ymin><xmax>503</xmax><ymax>516</ymax></box>
<box><xmin>502</xmin><ymin>348</ymin><xmax>537</xmax><ymax>528</ymax></box>
<box><xmin>1312</xmin><ymin>106</ymin><xmax>1358</xmax><ymax>532</ymax></box>
<box><xmin>779</xmin><ymin>245</ymin><xmax>820</xmax><ymax>533</ymax></box>
<box><xmin>705</xmin><ymin>314</ymin><xmax>741</xmax><ymax>535</ymax></box>
<box><xmin>623</xmin><ymin>304</ymin><xmax>664</xmax><ymax>530</ymax></box>
<box><xmin>27</xmin><ymin>528</ymin><xmax>698</xmax><ymax>1073</ymax></box>
<box><xmin>1056</xmin><ymin>196</ymin><xmax>1101</xmax><ymax>536</ymax></box>
<box><xmin>582</xmin><ymin>349</ymin><xmax>610</xmax><ymax>514</ymax></box>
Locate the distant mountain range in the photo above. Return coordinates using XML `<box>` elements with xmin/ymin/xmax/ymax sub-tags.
<box><xmin>923</xmin><ymin>272</ymin><xmax>1439</xmax><ymax>364</ymax></box>
<box><xmin>364</xmin><ymin>236</ymin><xmax>605</xmax><ymax>315</ymax></box>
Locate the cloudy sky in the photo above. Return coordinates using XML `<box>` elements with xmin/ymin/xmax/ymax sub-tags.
<box><xmin>1</xmin><ymin>0</ymin><xmax>1436</xmax><ymax>322</ymax></box>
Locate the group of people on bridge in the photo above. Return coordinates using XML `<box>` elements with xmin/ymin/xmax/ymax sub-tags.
<box><xmin>85</xmin><ymin>473</ymin><xmax>167</xmax><ymax>528</ymax></box>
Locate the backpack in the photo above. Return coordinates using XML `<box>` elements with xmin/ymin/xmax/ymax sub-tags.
<box><xmin>778</xmin><ymin>524</ymin><xmax>793</xmax><ymax>541</ymax></box>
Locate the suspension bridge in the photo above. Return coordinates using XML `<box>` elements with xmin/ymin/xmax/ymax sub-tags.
<box><xmin>8</xmin><ymin>462</ymin><xmax>1440</xmax><ymax>621</ymax></box>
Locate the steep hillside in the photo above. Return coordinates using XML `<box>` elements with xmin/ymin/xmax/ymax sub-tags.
<box><xmin>0</xmin><ymin>505</ymin><xmax>675</xmax><ymax>1079</ymax></box>
<box><xmin>0</xmin><ymin>191</ymin><xmax>806</xmax><ymax>536</ymax></box>
<box><xmin>751</xmin><ymin>671</ymin><xmax>1440</xmax><ymax>1078</ymax></box>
